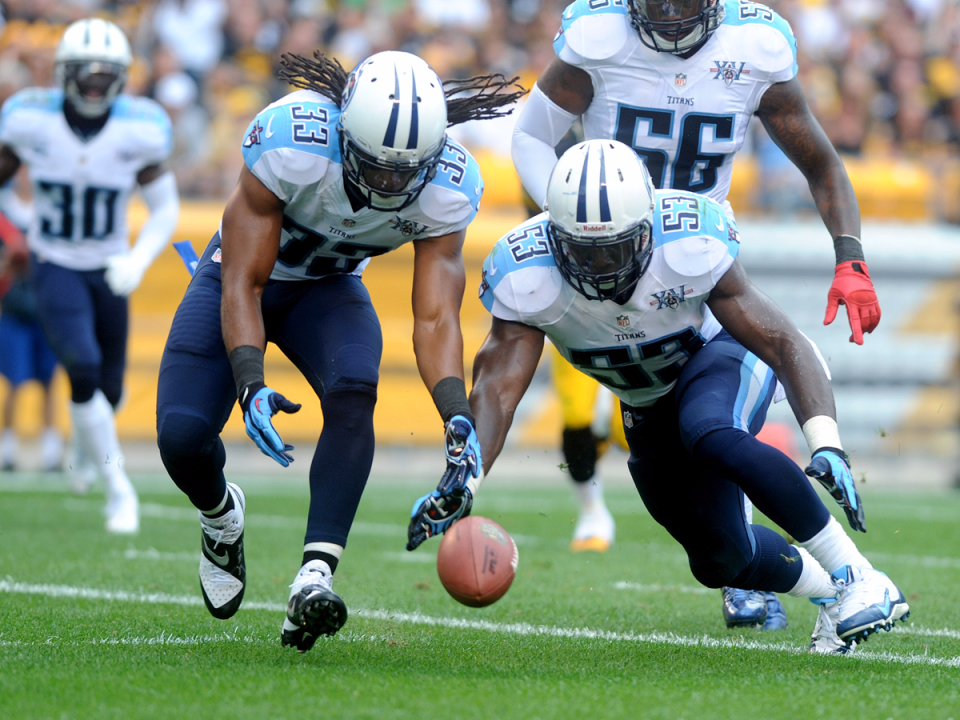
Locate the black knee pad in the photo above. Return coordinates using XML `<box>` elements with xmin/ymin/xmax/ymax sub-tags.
<box><xmin>562</xmin><ymin>426</ymin><xmax>598</xmax><ymax>483</ymax></box>
<box><xmin>687</xmin><ymin>527</ymin><xmax>753</xmax><ymax>589</ymax></box>
<box><xmin>157</xmin><ymin>407</ymin><xmax>222</xmax><ymax>461</ymax></box>
<box><xmin>67</xmin><ymin>364</ymin><xmax>100</xmax><ymax>404</ymax></box>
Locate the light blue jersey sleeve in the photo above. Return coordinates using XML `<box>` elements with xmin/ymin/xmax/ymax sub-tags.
<box><xmin>653</xmin><ymin>192</ymin><xmax>740</xmax><ymax>284</ymax></box>
<box><xmin>112</xmin><ymin>95</ymin><xmax>174</xmax><ymax>166</ymax></box>
<box><xmin>723</xmin><ymin>0</ymin><xmax>798</xmax><ymax>81</ymax></box>
<box><xmin>480</xmin><ymin>215</ymin><xmax>557</xmax><ymax>320</ymax></box>
<box><xmin>0</xmin><ymin>87</ymin><xmax>62</xmax><ymax>149</ymax></box>
<box><xmin>421</xmin><ymin>140</ymin><xmax>484</xmax><ymax>235</ymax></box>
<box><xmin>553</xmin><ymin>0</ymin><xmax>632</xmax><ymax>65</ymax></box>
<box><xmin>241</xmin><ymin>96</ymin><xmax>340</xmax><ymax>203</ymax></box>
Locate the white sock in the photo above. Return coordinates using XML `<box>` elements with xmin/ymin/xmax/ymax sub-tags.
<box><xmin>573</xmin><ymin>474</ymin><xmax>605</xmax><ymax>511</ymax></box>
<box><xmin>743</xmin><ymin>494</ymin><xmax>754</xmax><ymax>524</ymax></box>
<box><xmin>40</xmin><ymin>427</ymin><xmax>63</xmax><ymax>469</ymax></box>
<box><xmin>786</xmin><ymin>547</ymin><xmax>837</xmax><ymax>599</ymax></box>
<box><xmin>1</xmin><ymin>429</ymin><xmax>18</xmax><ymax>465</ymax></box>
<box><xmin>69</xmin><ymin>390</ymin><xmax>135</xmax><ymax>499</ymax></box>
<box><xmin>799</xmin><ymin>515</ymin><xmax>872</xmax><ymax>575</ymax></box>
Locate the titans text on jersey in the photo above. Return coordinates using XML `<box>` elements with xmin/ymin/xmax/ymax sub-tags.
<box><xmin>240</xmin><ymin>89</ymin><xmax>483</xmax><ymax>282</ymax></box>
<box><xmin>0</xmin><ymin>88</ymin><xmax>172</xmax><ymax>270</ymax></box>
<box><xmin>553</xmin><ymin>0</ymin><xmax>796</xmax><ymax>203</ymax></box>
<box><xmin>480</xmin><ymin>188</ymin><xmax>740</xmax><ymax>408</ymax></box>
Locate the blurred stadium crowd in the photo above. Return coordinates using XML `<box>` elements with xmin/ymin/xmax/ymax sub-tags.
<box><xmin>0</xmin><ymin>0</ymin><xmax>957</xmax><ymax>209</ymax></box>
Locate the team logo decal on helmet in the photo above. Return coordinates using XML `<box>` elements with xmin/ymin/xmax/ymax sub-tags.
<box><xmin>627</xmin><ymin>0</ymin><xmax>725</xmax><ymax>55</ymax></box>
<box><xmin>54</xmin><ymin>18</ymin><xmax>132</xmax><ymax>118</ymax></box>
<box><xmin>546</xmin><ymin>140</ymin><xmax>656</xmax><ymax>304</ymax></box>
<box><xmin>338</xmin><ymin>51</ymin><xmax>448</xmax><ymax>212</ymax></box>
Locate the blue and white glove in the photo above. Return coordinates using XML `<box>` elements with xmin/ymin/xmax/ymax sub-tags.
<box><xmin>242</xmin><ymin>386</ymin><xmax>301</xmax><ymax>467</ymax></box>
<box><xmin>406</xmin><ymin>415</ymin><xmax>483</xmax><ymax>551</ymax></box>
<box><xmin>804</xmin><ymin>448</ymin><xmax>866</xmax><ymax>533</ymax></box>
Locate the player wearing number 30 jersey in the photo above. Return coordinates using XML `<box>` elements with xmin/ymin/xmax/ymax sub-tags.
<box><xmin>0</xmin><ymin>19</ymin><xmax>180</xmax><ymax>536</ymax></box>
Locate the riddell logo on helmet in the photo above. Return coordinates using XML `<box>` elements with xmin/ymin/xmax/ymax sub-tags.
<box><xmin>581</xmin><ymin>224</ymin><xmax>610</xmax><ymax>231</ymax></box>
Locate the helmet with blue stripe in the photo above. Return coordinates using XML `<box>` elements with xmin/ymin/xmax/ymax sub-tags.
<box><xmin>54</xmin><ymin>18</ymin><xmax>132</xmax><ymax>118</ymax></box>
<box><xmin>546</xmin><ymin>140</ymin><xmax>656</xmax><ymax>304</ymax></box>
<box><xmin>338</xmin><ymin>51</ymin><xmax>447</xmax><ymax>211</ymax></box>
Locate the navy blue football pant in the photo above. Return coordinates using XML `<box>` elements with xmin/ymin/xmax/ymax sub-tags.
<box><xmin>156</xmin><ymin>235</ymin><xmax>381</xmax><ymax>547</ymax></box>
<box><xmin>31</xmin><ymin>258</ymin><xmax>128</xmax><ymax>406</ymax></box>
<box><xmin>623</xmin><ymin>331</ymin><xmax>831</xmax><ymax>592</ymax></box>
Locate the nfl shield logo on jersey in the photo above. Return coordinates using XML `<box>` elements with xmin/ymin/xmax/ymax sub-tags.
<box><xmin>623</xmin><ymin>410</ymin><xmax>634</xmax><ymax>429</ymax></box>
<box><xmin>617</xmin><ymin>314</ymin><xmax>630</xmax><ymax>328</ymax></box>
<box><xmin>675</xmin><ymin>73</ymin><xmax>687</xmax><ymax>87</ymax></box>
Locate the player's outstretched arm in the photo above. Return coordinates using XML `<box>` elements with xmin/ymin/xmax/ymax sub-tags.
<box><xmin>511</xmin><ymin>58</ymin><xmax>591</xmax><ymax>209</ymax></box>
<box><xmin>406</xmin><ymin>229</ymin><xmax>477</xmax><ymax>550</ymax></box>
<box><xmin>707</xmin><ymin>259</ymin><xmax>866</xmax><ymax>531</ymax></box>
<box><xmin>470</xmin><ymin>317</ymin><xmax>546</xmax><ymax>474</ymax></box>
<box><xmin>221</xmin><ymin>166</ymin><xmax>301</xmax><ymax>467</ymax></box>
<box><xmin>758</xmin><ymin>77</ymin><xmax>880</xmax><ymax>345</ymax></box>
<box><xmin>104</xmin><ymin>164</ymin><xmax>180</xmax><ymax>296</ymax></box>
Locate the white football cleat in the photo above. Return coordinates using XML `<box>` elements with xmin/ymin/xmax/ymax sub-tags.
<box><xmin>809</xmin><ymin>599</ymin><xmax>853</xmax><ymax>655</ymax></box>
<box><xmin>571</xmin><ymin>503</ymin><xmax>615</xmax><ymax>552</ymax></box>
<box><xmin>105</xmin><ymin>483</ymin><xmax>139</xmax><ymax>534</ymax></box>
<box><xmin>281</xmin><ymin>559</ymin><xmax>347</xmax><ymax>652</ymax></box>
<box><xmin>833</xmin><ymin>565</ymin><xmax>910</xmax><ymax>646</ymax></box>
<box><xmin>199</xmin><ymin>483</ymin><xmax>246</xmax><ymax>619</ymax></box>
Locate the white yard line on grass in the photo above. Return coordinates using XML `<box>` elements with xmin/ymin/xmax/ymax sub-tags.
<box><xmin>1</xmin><ymin>578</ymin><xmax>958</xmax><ymax>668</ymax></box>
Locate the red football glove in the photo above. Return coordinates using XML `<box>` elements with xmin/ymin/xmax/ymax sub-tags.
<box><xmin>824</xmin><ymin>261</ymin><xmax>881</xmax><ymax>345</ymax></box>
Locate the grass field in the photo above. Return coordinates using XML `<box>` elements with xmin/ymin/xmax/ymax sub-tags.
<box><xmin>2</xmin><ymin>468</ymin><xmax>960</xmax><ymax>720</ymax></box>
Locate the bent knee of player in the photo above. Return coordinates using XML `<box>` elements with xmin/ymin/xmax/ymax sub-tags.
<box><xmin>687</xmin><ymin>530</ymin><xmax>752</xmax><ymax>589</ymax></box>
<box><xmin>157</xmin><ymin>406</ymin><xmax>221</xmax><ymax>460</ymax></box>
<box><xmin>325</xmin><ymin>343</ymin><xmax>380</xmax><ymax>396</ymax></box>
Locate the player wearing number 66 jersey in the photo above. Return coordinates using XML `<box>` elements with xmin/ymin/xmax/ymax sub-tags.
<box><xmin>470</xmin><ymin>140</ymin><xmax>908</xmax><ymax>654</ymax></box>
<box><xmin>0</xmin><ymin>19</ymin><xmax>180</xmax><ymax>535</ymax></box>
<box><xmin>155</xmin><ymin>49</ymin><xmax>525</xmax><ymax>651</ymax></box>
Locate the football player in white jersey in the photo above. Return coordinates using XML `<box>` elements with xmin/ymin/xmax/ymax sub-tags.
<box><xmin>511</xmin><ymin>0</ymin><xmax>881</xmax><ymax>627</ymax></box>
<box><xmin>445</xmin><ymin>139</ymin><xmax>906</xmax><ymax>654</ymax></box>
<box><xmin>155</xmin><ymin>50</ymin><xmax>524</xmax><ymax>651</ymax></box>
<box><xmin>0</xmin><ymin>19</ymin><xmax>180</xmax><ymax>534</ymax></box>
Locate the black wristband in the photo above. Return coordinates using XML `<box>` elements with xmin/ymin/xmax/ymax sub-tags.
<box><xmin>229</xmin><ymin>345</ymin><xmax>265</xmax><ymax>412</ymax></box>
<box><xmin>431</xmin><ymin>376</ymin><xmax>474</xmax><ymax>425</ymax></box>
<box><xmin>817</xmin><ymin>446</ymin><xmax>850</xmax><ymax>466</ymax></box>
<box><xmin>833</xmin><ymin>234</ymin><xmax>865</xmax><ymax>264</ymax></box>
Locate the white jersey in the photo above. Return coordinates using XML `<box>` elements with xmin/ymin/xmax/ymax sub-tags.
<box><xmin>479</xmin><ymin>189</ymin><xmax>739</xmax><ymax>408</ymax></box>
<box><xmin>240</xmin><ymin>90</ymin><xmax>483</xmax><ymax>282</ymax></box>
<box><xmin>553</xmin><ymin>0</ymin><xmax>796</xmax><ymax>204</ymax></box>
<box><xmin>0</xmin><ymin>88</ymin><xmax>172</xmax><ymax>271</ymax></box>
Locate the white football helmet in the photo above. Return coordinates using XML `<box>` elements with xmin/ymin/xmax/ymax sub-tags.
<box><xmin>546</xmin><ymin>140</ymin><xmax>656</xmax><ymax>303</ymax></box>
<box><xmin>338</xmin><ymin>51</ymin><xmax>447</xmax><ymax>211</ymax></box>
<box><xmin>54</xmin><ymin>18</ymin><xmax>132</xmax><ymax>118</ymax></box>
<box><xmin>627</xmin><ymin>0</ymin><xmax>725</xmax><ymax>55</ymax></box>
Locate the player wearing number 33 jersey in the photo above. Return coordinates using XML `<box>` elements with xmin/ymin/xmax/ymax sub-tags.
<box><xmin>155</xmin><ymin>50</ymin><xmax>525</xmax><ymax>651</ymax></box>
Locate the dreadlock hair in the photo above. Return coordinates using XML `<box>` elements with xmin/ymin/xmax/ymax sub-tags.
<box><xmin>277</xmin><ymin>51</ymin><xmax>528</xmax><ymax>127</ymax></box>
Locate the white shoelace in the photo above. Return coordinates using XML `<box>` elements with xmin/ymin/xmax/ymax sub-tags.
<box><xmin>290</xmin><ymin>563</ymin><xmax>334</xmax><ymax>594</ymax></box>
<box><xmin>201</xmin><ymin>512</ymin><xmax>242</xmax><ymax>549</ymax></box>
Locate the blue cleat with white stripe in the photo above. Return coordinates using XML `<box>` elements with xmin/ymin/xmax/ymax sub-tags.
<box><xmin>833</xmin><ymin>565</ymin><xmax>910</xmax><ymax>646</ymax></box>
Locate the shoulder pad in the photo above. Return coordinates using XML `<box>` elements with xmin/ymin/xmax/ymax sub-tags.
<box><xmin>554</xmin><ymin>0</ymin><xmax>632</xmax><ymax>62</ymax></box>
<box><xmin>3</xmin><ymin>87</ymin><xmax>62</xmax><ymax>115</ymax></box>
<box><xmin>720</xmin><ymin>0</ymin><xmax>797</xmax><ymax>76</ymax></box>
<box><xmin>430</xmin><ymin>140</ymin><xmax>483</xmax><ymax>211</ymax></box>
<box><xmin>480</xmin><ymin>215</ymin><xmax>562</xmax><ymax>319</ymax></box>
<box><xmin>112</xmin><ymin>95</ymin><xmax>171</xmax><ymax>126</ymax></box>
